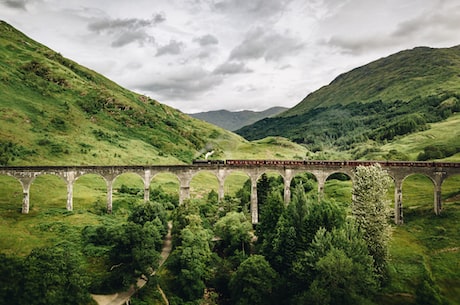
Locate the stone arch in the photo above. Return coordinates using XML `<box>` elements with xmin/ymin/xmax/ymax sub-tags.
<box><xmin>401</xmin><ymin>173</ymin><xmax>435</xmax><ymax>220</ymax></box>
<box><xmin>440</xmin><ymin>173</ymin><xmax>460</xmax><ymax>211</ymax></box>
<box><xmin>0</xmin><ymin>174</ymin><xmax>23</xmax><ymax>211</ymax></box>
<box><xmin>224</xmin><ymin>170</ymin><xmax>251</xmax><ymax>197</ymax></box>
<box><xmin>189</xmin><ymin>170</ymin><xmax>219</xmax><ymax>200</ymax></box>
<box><xmin>323</xmin><ymin>171</ymin><xmax>353</xmax><ymax>204</ymax></box>
<box><xmin>150</xmin><ymin>172</ymin><xmax>180</xmax><ymax>207</ymax></box>
<box><xmin>111</xmin><ymin>172</ymin><xmax>145</xmax><ymax>213</ymax></box>
<box><xmin>223</xmin><ymin>170</ymin><xmax>251</xmax><ymax>214</ymax></box>
<box><xmin>290</xmin><ymin>171</ymin><xmax>318</xmax><ymax>199</ymax></box>
<box><xmin>256</xmin><ymin>170</ymin><xmax>285</xmax><ymax>224</ymax></box>
<box><xmin>29</xmin><ymin>173</ymin><xmax>67</xmax><ymax>211</ymax></box>
<box><xmin>73</xmin><ymin>173</ymin><xmax>107</xmax><ymax>212</ymax></box>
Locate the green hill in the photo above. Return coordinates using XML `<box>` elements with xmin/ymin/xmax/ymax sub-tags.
<box><xmin>237</xmin><ymin>46</ymin><xmax>460</xmax><ymax>161</ymax></box>
<box><xmin>0</xmin><ymin>21</ymin><xmax>307</xmax><ymax>165</ymax></box>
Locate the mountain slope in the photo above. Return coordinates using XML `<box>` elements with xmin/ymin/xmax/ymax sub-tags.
<box><xmin>0</xmin><ymin>21</ymin><xmax>308</xmax><ymax>165</ymax></box>
<box><xmin>188</xmin><ymin>107</ymin><xmax>287</xmax><ymax>131</ymax></box>
<box><xmin>237</xmin><ymin>45</ymin><xmax>460</xmax><ymax>160</ymax></box>
<box><xmin>283</xmin><ymin>45</ymin><xmax>460</xmax><ymax>116</ymax></box>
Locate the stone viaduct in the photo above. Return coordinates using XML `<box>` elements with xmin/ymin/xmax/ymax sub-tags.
<box><xmin>1</xmin><ymin>161</ymin><xmax>459</xmax><ymax>224</ymax></box>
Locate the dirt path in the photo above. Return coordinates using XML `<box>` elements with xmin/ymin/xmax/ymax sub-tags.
<box><xmin>91</xmin><ymin>221</ymin><xmax>173</xmax><ymax>305</ymax></box>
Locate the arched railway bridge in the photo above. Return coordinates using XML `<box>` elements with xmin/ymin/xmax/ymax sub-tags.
<box><xmin>1</xmin><ymin>160</ymin><xmax>459</xmax><ymax>224</ymax></box>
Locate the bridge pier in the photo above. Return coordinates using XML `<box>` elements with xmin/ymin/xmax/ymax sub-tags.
<box><xmin>65</xmin><ymin>171</ymin><xmax>76</xmax><ymax>211</ymax></box>
<box><xmin>394</xmin><ymin>180</ymin><xmax>403</xmax><ymax>225</ymax></box>
<box><xmin>284</xmin><ymin>169</ymin><xmax>292</xmax><ymax>205</ymax></box>
<box><xmin>16</xmin><ymin>177</ymin><xmax>33</xmax><ymax>214</ymax></box>
<box><xmin>66</xmin><ymin>181</ymin><xmax>73</xmax><ymax>211</ymax></box>
<box><xmin>250</xmin><ymin>178</ymin><xmax>258</xmax><ymax>224</ymax></box>
<box><xmin>433</xmin><ymin>171</ymin><xmax>446</xmax><ymax>215</ymax></box>
<box><xmin>144</xmin><ymin>170</ymin><xmax>152</xmax><ymax>202</ymax></box>
<box><xmin>107</xmin><ymin>179</ymin><xmax>113</xmax><ymax>213</ymax></box>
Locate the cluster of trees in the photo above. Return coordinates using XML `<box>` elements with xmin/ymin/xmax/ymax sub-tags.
<box><xmin>150</xmin><ymin>164</ymin><xmax>393</xmax><ymax>305</ymax></box>
<box><xmin>0</xmin><ymin>199</ymin><xmax>170</xmax><ymax>304</ymax></box>
<box><xmin>417</xmin><ymin>144</ymin><xmax>460</xmax><ymax>161</ymax></box>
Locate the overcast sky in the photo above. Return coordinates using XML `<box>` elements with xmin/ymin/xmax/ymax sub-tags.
<box><xmin>2</xmin><ymin>0</ymin><xmax>460</xmax><ymax>113</ymax></box>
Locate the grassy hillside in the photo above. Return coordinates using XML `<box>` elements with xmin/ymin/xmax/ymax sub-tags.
<box><xmin>237</xmin><ymin>46</ymin><xmax>460</xmax><ymax>160</ymax></box>
<box><xmin>0</xmin><ymin>21</ymin><xmax>308</xmax><ymax>165</ymax></box>
<box><xmin>284</xmin><ymin>45</ymin><xmax>460</xmax><ymax>116</ymax></box>
<box><xmin>188</xmin><ymin>107</ymin><xmax>288</xmax><ymax>131</ymax></box>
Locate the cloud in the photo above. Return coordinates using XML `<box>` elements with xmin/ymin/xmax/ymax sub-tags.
<box><xmin>229</xmin><ymin>26</ymin><xmax>304</xmax><ymax>61</ymax></box>
<box><xmin>156</xmin><ymin>40</ymin><xmax>184</xmax><ymax>56</ymax></box>
<box><xmin>213</xmin><ymin>61</ymin><xmax>252</xmax><ymax>75</ymax></box>
<box><xmin>135</xmin><ymin>66</ymin><xmax>223</xmax><ymax>100</ymax></box>
<box><xmin>393</xmin><ymin>4</ymin><xmax>460</xmax><ymax>39</ymax></box>
<box><xmin>1</xmin><ymin>0</ymin><xmax>28</xmax><ymax>10</ymax></box>
<box><xmin>211</xmin><ymin>0</ymin><xmax>293</xmax><ymax>19</ymax></box>
<box><xmin>193</xmin><ymin>34</ymin><xmax>219</xmax><ymax>46</ymax></box>
<box><xmin>319</xmin><ymin>0</ymin><xmax>460</xmax><ymax>55</ymax></box>
<box><xmin>87</xmin><ymin>14</ymin><xmax>164</xmax><ymax>47</ymax></box>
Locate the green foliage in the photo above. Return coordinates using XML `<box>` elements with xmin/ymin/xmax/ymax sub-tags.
<box><xmin>417</xmin><ymin>144</ymin><xmax>460</xmax><ymax>161</ymax></box>
<box><xmin>82</xmin><ymin>220</ymin><xmax>163</xmax><ymax>292</ymax></box>
<box><xmin>0</xmin><ymin>140</ymin><xmax>33</xmax><ymax>165</ymax></box>
<box><xmin>128</xmin><ymin>201</ymin><xmax>168</xmax><ymax>231</ymax></box>
<box><xmin>0</xmin><ymin>254</ymin><xmax>24</xmax><ymax>305</ymax></box>
<box><xmin>293</xmin><ymin>223</ymin><xmax>378</xmax><ymax>305</ymax></box>
<box><xmin>352</xmin><ymin>164</ymin><xmax>392</xmax><ymax>277</ymax></box>
<box><xmin>167</xmin><ymin>215</ymin><xmax>213</xmax><ymax>302</ymax></box>
<box><xmin>214</xmin><ymin>211</ymin><xmax>252</xmax><ymax>257</ymax></box>
<box><xmin>229</xmin><ymin>255</ymin><xmax>278</xmax><ymax>305</ymax></box>
<box><xmin>0</xmin><ymin>243</ymin><xmax>92</xmax><ymax>305</ymax></box>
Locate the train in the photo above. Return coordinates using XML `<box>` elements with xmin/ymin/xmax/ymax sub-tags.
<box><xmin>192</xmin><ymin>159</ymin><xmax>460</xmax><ymax>168</ymax></box>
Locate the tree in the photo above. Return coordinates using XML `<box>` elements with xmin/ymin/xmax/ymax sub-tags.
<box><xmin>214</xmin><ymin>211</ymin><xmax>252</xmax><ymax>257</ymax></box>
<box><xmin>352</xmin><ymin>163</ymin><xmax>392</xmax><ymax>276</ymax></box>
<box><xmin>20</xmin><ymin>243</ymin><xmax>92</xmax><ymax>305</ymax></box>
<box><xmin>229</xmin><ymin>255</ymin><xmax>278</xmax><ymax>305</ymax></box>
<box><xmin>292</xmin><ymin>223</ymin><xmax>378</xmax><ymax>305</ymax></box>
<box><xmin>257</xmin><ymin>190</ymin><xmax>285</xmax><ymax>264</ymax></box>
<box><xmin>107</xmin><ymin>222</ymin><xmax>162</xmax><ymax>289</ymax></box>
<box><xmin>167</xmin><ymin>215</ymin><xmax>213</xmax><ymax>301</ymax></box>
<box><xmin>128</xmin><ymin>200</ymin><xmax>168</xmax><ymax>236</ymax></box>
<box><xmin>0</xmin><ymin>254</ymin><xmax>24</xmax><ymax>305</ymax></box>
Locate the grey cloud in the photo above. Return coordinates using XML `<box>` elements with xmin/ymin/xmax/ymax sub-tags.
<box><xmin>324</xmin><ymin>2</ymin><xmax>460</xmax><ymax>55</ymax></box>
<box><xmin>156</xmin><ymin>40</ymin><xmax>184</xmax><ymax>56</ymax></box>
<box><xmin>87</xmin><ymin>15</ymin><xmax>164</xmax><ymax>47</ymax></box>
<box><xmin>393</xmin><ymin>6</ymin><xmax>460</xmax><ymax>38</ymax></box>
<box><xmin>2</xmin><ymin>0</ymin><xmax>29</xmax><ymax>10</ymax></box>
<box><xmin>211</xmin><ymin>0</ymin><xmax>293</xmax><ymax>19</ymax></box>
<box><xmin>193</xmin><ymin>34</ymin><xmax>219</xmax><ymax>46</ymax></box>
<box><xmin>136</xmin><ymin>68</ymin><xmax>223</xmax><ymax>100</ymax></box>
<box><xmin>213</xmin><ymin>61</ymin><xmax>252</xmax><ymax>75</ymax></box>
<box><xmin>230</xmin><ymin>27</ymin><xmax>304</xmax><ymax>61</ymax></box>
<box><xmin>111</xmin><ymin>31</ymin><xmax>154</xmax><ymax>48</ymax></box>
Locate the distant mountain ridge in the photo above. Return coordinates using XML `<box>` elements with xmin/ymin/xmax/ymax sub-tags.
<box><xmin>237</xmin><ymin>45</ymin><xmax>460</xmax><ymax>160</ymax></box>
<box><xmin>189</xmin><ymin>107</ymin><xmax>287</xmax><ymax>131</ymax></box>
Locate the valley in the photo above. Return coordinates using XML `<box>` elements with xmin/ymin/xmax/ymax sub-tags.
<box><xmin>0</xmin><ymin>20</ymin><xmax>459</xmax><ymax>305</ymax></box>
